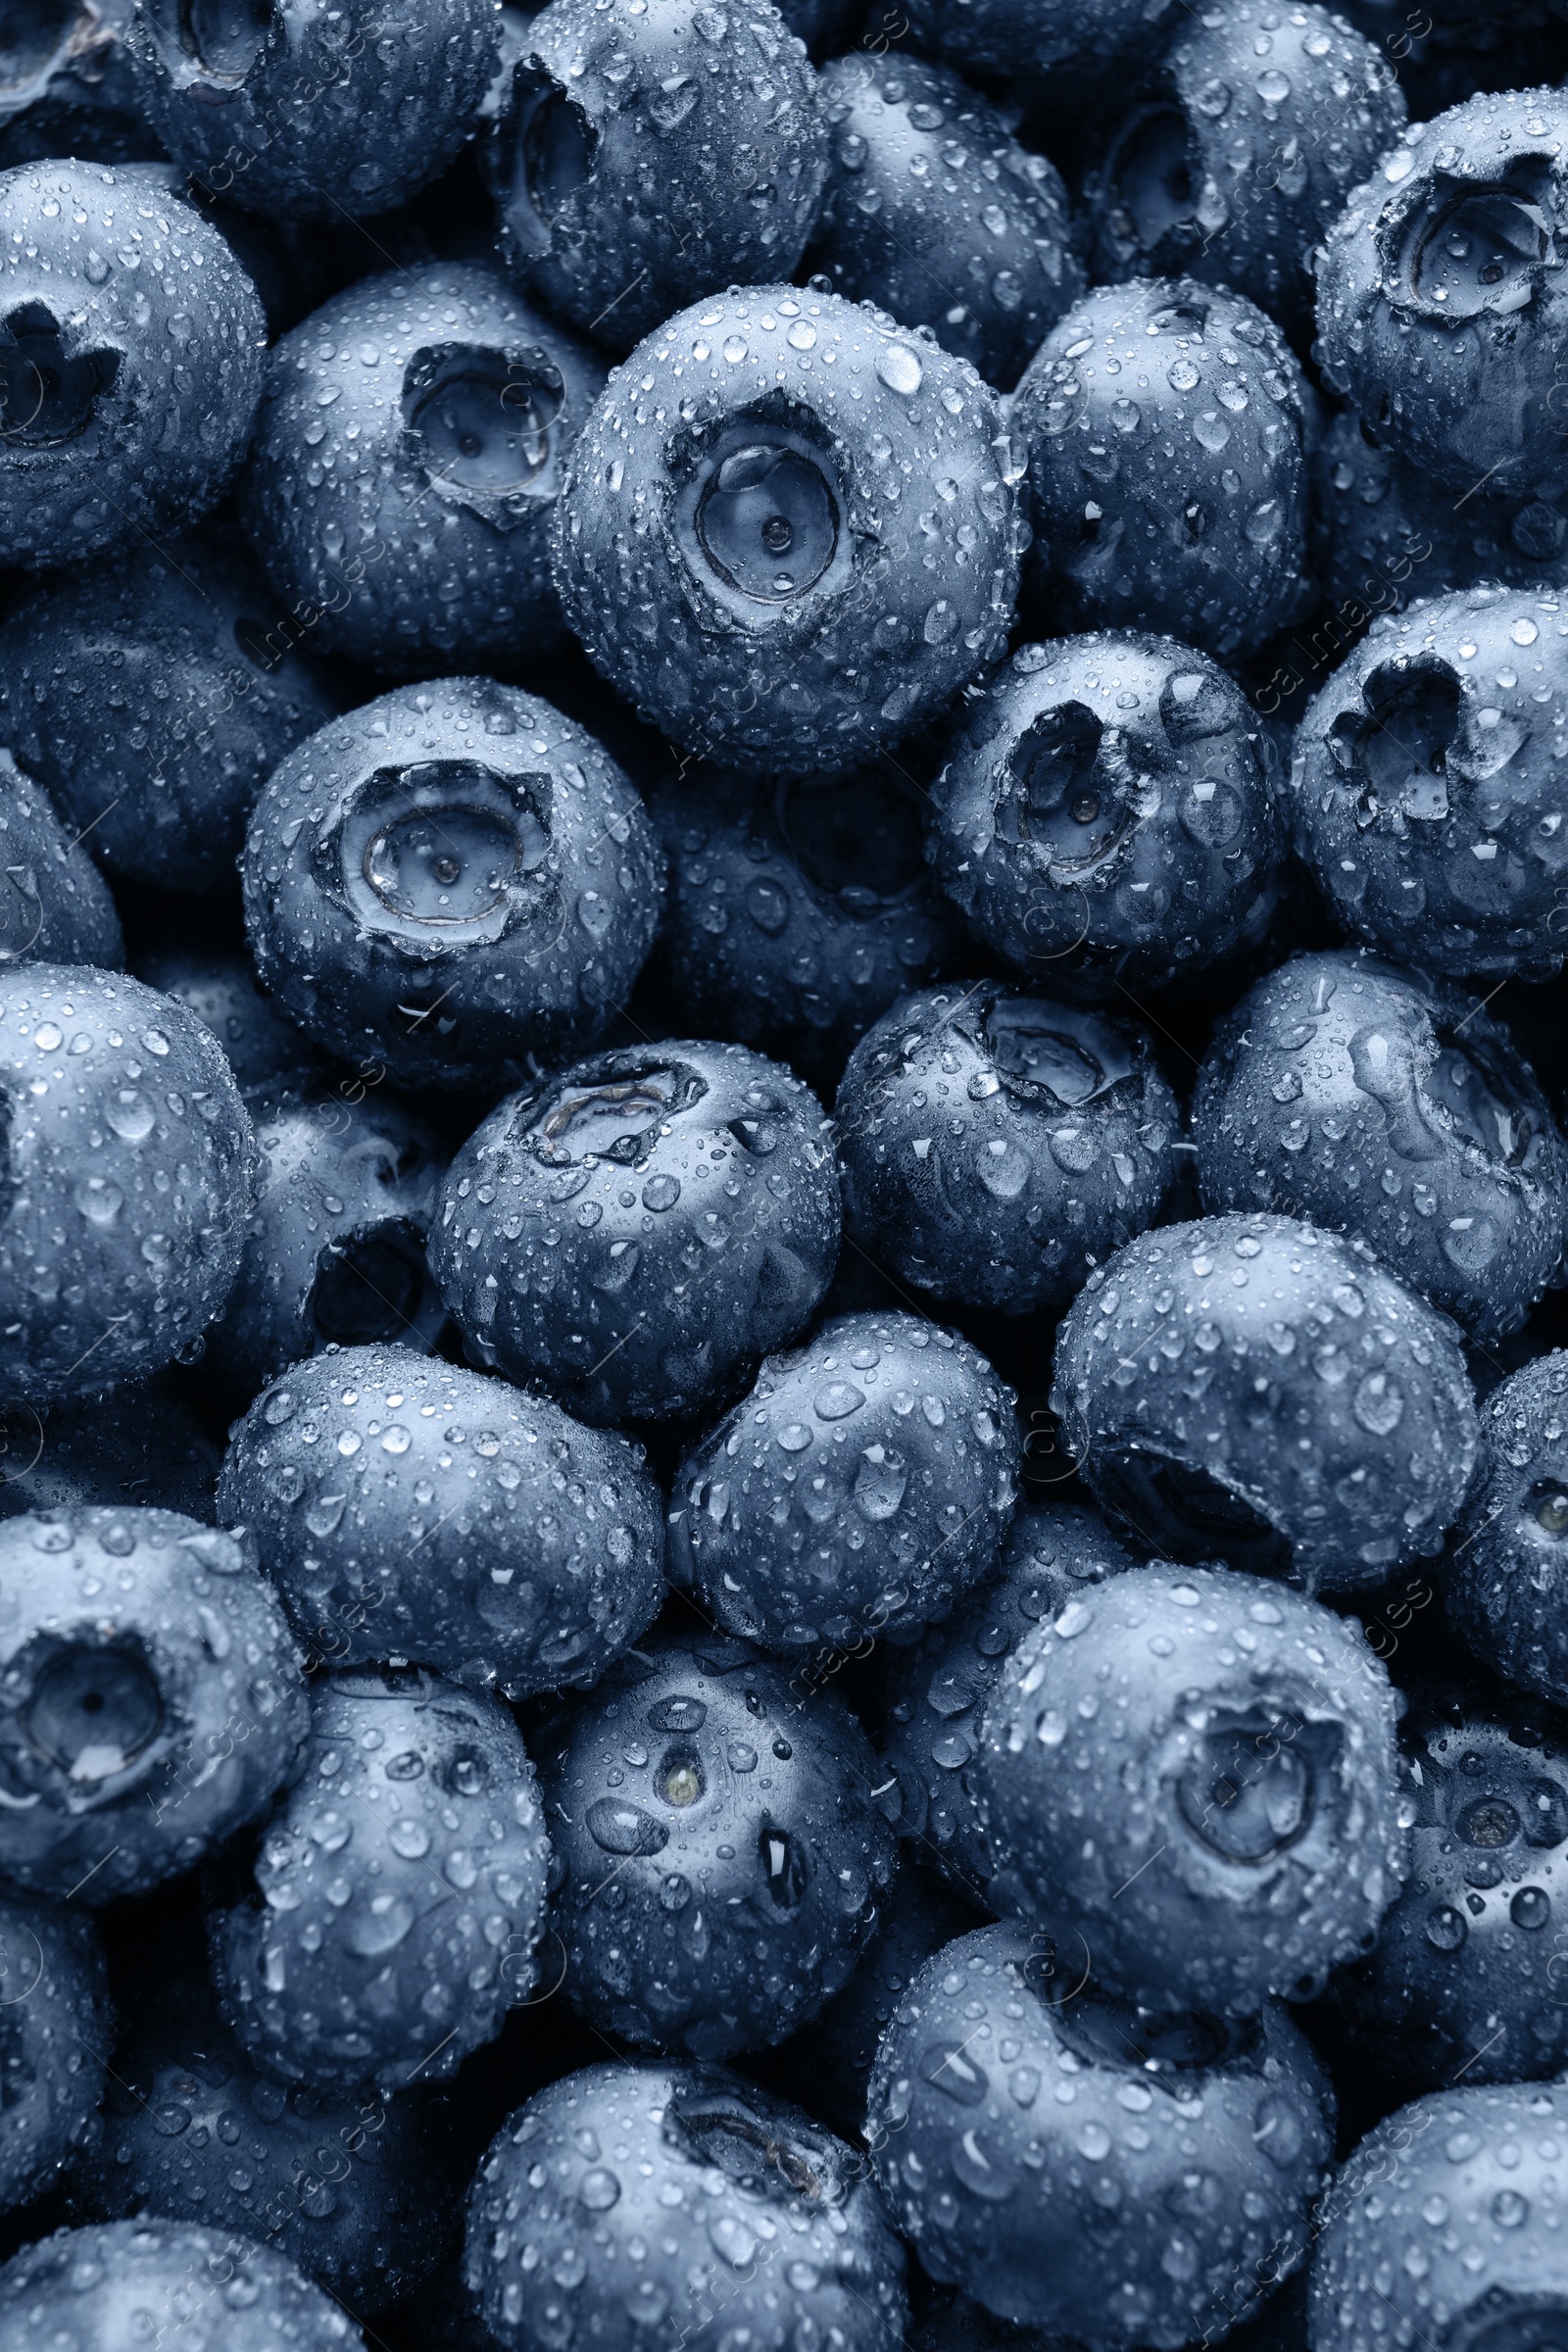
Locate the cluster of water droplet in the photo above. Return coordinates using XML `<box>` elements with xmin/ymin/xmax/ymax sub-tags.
<box><xmin>0</xmin><ymin>2217</ymin><xmax>366</xmax><ymax>2352</ymax></box>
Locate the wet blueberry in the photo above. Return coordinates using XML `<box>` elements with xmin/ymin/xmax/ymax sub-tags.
<box><xmin>0</xmin><ymin>965</ymin><xmax>257</xmax><ymax>1402</ymax></box>
<box><xmin>1010</xmin><ymin>277</ymin><xmax>1314</xmax><ymax>662</ymax></box>
<box><xmin>487</xmin><ymin>0</ymin><xmax>826</xmax><ymax>354</ymax></box>
<box><xmin>925</xmin><ymin>633</ymin><xmax>1284</xmax><ymax>996</ymax></box>
<box><xmin>868</xmin><ymin>1919</ymin><xmax>1334</xmax><ymax>2348</ymax></box>
<box><xmin>0</xmin><ymin>0</ymin><xmax>152</xmax><ymax>176</ymax></box>
<box><xmin>668</xmin><ymin>1308</ymin><xmax>1018</xmax><ymax>1651</ymax></box>
<box><xmin>810</xmin><ymin>52</ymin><xmax>1084</xmax><ymax>390</ymax></box>
<box><xmin>879</xmin><ymin>1498</ymin><xmax>1140</xmax><ymax>1908</ymax></box>
<box><xmin>1286</xmin><ymin>583</ymin><xmax>1568</xmax><ymax>982</ymax></box>
<box><xmin>836</xmin><ymin>981</ymin><xmax>1179</xmax><ymax>1317</ymax></box>
<box><xmin>552</xmin><ymin>284</ymin><xmax>1022</xmax><ymax>774</ymax></box>
<box><xmin>220</xmin><ymin>1342</ymin><xmax>664</xmax><ymax>1698</ymax></box>
<box><xmin>1194</xmin><ymin>949</ymin><xmax>1568</xmax><ymax>1346</ymax></box>
<box><xmin>976</xmin><ymin>1561</ymin><xmax>1408</xmax><ymax>2012</ymax></box>
<box><xmin>211</xmin><ymin>1667</ymin><xmax>551</xmax><ymax>2094</ymax></box>
<box><xmin>1448</xmin><ymin>1349</ymin><xmax>1568</xmax><ymax>1707</ymax></box>
<box><xmin>131</xmin><ymin>949</ymin><xmax>330</xmax><ymax>1102</ymax></box>
<box><xmin>0</xmin><ymin>1506</ymin><xmax>309</xmax><ymax>1904</ymax></box>
<box><xmin>464</xmin><ymin>2059</ymin><xmax>907</xmax><ymax>2352</ymax></box>
<box><xmin>898</xmin><ymin>0</ymin><xmax>1182</xmax><ymax>96</ymax></box>
<box><xmin>432</xmin><ymin>1038</ymin><xmax>840</xmax><ymax>1425</ymax></box>
<box><xmin>0</xmin><ymin>1889</ymin><xmax>107</xmax><ymax>2213</ymax></box>
<box><xmin>0</xmin><ymin>160</ymin><xmax>265</xmax><ymax>568</ymax></box>
<box><xmin>128</xmin><ymin>0</ymin><xmax>500</xmax><ymax>221</ymax></box>
<box><xmin>0</xmin><ymin>2219</ymin><xmax>368</xmax><ymax>2350</ymax></box>
<box><xmin>240</xmin><ymin>264</ymin><xmax>608</xmax><ymax>676</ymax></box>
<box><xmin>241</xmin><ymin>677</ymin><xmax>665</xmax><ymax>1094</ymax></box>
<box><xmin>0</xmin><ymin>1386</ymin><xmax>220</xmax><ymax>1524</ymax></box>
<box><xmin>0</xmin><ymin>751</ymin><xmax>122</xmax><ymax>972</ymax></box>
<box><xmin>1053</xmin><ymin>1212</ymin><xmax>1479</xmax><ymax>1592</ymax></box>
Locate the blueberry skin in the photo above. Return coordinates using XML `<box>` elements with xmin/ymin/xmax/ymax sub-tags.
<box><xmin>1194</xmin><ymin>950</ymin><xmax>1568</xmax><ymax>1347</ymax></box>
<box><xmin>977</xmin><ymin>1561</ymin><xmax>1408</xmax><ymax>2012</ymax></box>
<box><xmin>669</xmin><ymin>1309</ymin><xmax>1019</xmax><ymax>1651</ymax></box>
<box><xmin>879</xmin><ymin>1499</ymin><xmax>1140</xmax><ymax>1907</ymax></box>
<box><xmin>127</xmin><ymin>0</ymin><xmax>500</xmax><ymax>222</ymax></box>
<box><xmin>541</xmin><ymin>1632</ymin><xmax>896</xmax><ymax>2058</ymax></box>
<box><xmin>0</xmin><ymin>2220</ymin><xmax>367</xmax><ymax>2352</ymax></box>
<box><xmin>837</xmin><ymin>982</ymin><xmax>1179</xmax><ymax>1318</ymax></box>
<box><xmin>1085</xmin><ymin>3</ymin><xmax>1404</xmax><ymax>346</ymax></box>
<box><xmin>488</xmin><ymin>0</ymin><xmax>826</xmax><ymax>355</ymax></box>
<box><xmin>867</xmin><ymin>1920</ymin><xmax>1335</xmax><ymax>2348</ymax></box>
<box><xmin>0</xmin><ymin>531</ymin><xmax>340</xmax><ymax>896</ymax></box>
<box><xmin>1325</xmin><ymin>1683</ymin><xmax>1568</xmax><ymax>2099</ymax></box>
<box><xmin>1447</xmin><ymin>1350</ymin><xmax>1568</xmax><ymax>1706</ymax></box>
<box><xmin>649</xmin><ymin>765</ymin><xmax>964</xmax><ymax>1093</ymax></box>
<box><xmin>1308</xmin><ymin>2082</ymin><xmax>1568</xmax><ymax>2352</ymax></box>
<box><xmin>552</xmin><ymin>285</ymin><xmax>1021</xmax><ymax>775</ymax></box>
<box><xmin>0</xmin><ymin>965</ymin><xmax>257</xmax><ymax>1402</ymax></box>
<box><xmin>220</xmin><ymin>1342</ymin><xmax>663</xmax><ymax>1698</ymax></box>
<box><xmin>464</xmin><ymin>2059</ymin><xmax>907</xmax><ymax>2352</ymax></box>
<box><xmin>132</xmin><ymin>949</ymin><xmax>329</xmax><ymax>1101</ymax></box>
<box><xmin>206</xmin><ymin>1086</ymin><xmax>448</xmax><ymax>1401</ymax></box>
<box><xmin>242</xmin><ymin>678</ymin><xmax>665</xmax><ymax>1093</ymax></box>
<box><xmin>0</xmin><ymin>161</ymin><xmax>265</xmax><ymax>569</ymax></box>
<box><xmin>0</xmin><ymin>1387</ymin><xmax>220</xmax><ymax>1523</ymax></box>
<box><xmin>1315</xmin><ymin>90</ymin><xmax>1568</xmax><ymax>506</ymax></box>
<box><xmin>75</xmin><ymin>1971</ymin><xmax>447</xmax><ymax>2309</ymax></box>
<box><xmin>1053</xmin><ymin>1212</ymin><xmax>1479</xmax><ymax>1593</ymax></box>
<box><xmin>211</xmin><ymin>1668</ymin><xmax>551</xmax><ymax>2094</ymax></box>
<box><xmin>809</xmin><ymin>53</ymin><xmax>1085</xmax><ymax>392</ymax></box>
<box><xmin>898</xmin><ymin>0</ymin><xmax>1180</xmax><ymax>83</ymax></box>
<box><xmin>1286</xmin><ymin>585</ymin><xmax>1568</xmax><ymax>983</ymax></box>
<box><xmin>240</xmin><ymin>265</ymin><xmax>608</xmax><ymax>675</ymax></box>
<box><xmin>1009</xmin><ymin>278</ymin><xmax>1314</xmax><ymax>662</ymax></box>
<box><xmin>0</xmin><ymin>751</ymin><xmax>122</xmax><ymax>970</ymax></box>
<box><xmin>925</xmin><ymin>634</ymin><xmax>1284</xmax><ymax>996</ymax></box>
<box><xmin>0</xmin><ymin>1506</ymin><xmax>309</xmax><ymax>1904</ymax></box>
<box><xmin>433</xmin><ymin>1039</ymin><xmax>840</xmax><ymax>1425</ymax></box>
<box><xmin>0</xmin><ymin>1891</ymin><xmax>107</xmax><ymax>2214</ymax></box>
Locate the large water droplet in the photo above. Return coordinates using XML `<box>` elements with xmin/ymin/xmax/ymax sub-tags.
<box><xmin>876</xmin><ymin>342</ymin><xmax>923</xmax><ymax>397</ymax></box>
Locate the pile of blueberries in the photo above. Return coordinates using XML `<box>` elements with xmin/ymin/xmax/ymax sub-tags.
<box><xmin>14</xmin><ymin>0</ymin><xmax>1568</xmax><ymax>2348</ymax></box>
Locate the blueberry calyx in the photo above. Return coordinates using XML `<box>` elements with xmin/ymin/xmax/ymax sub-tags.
<box><xmin>0</xmin><ymin>302</ymin><xmax>120</xmax><ymax>450</ymax></box>
<box><xmin>506</xmin><ymin>66</ymin><xmax>599</xmax><ymax>257</ymax></box>
<box><xmin>332</xmin><ymin>761</ymin><xmax>551</xmax><ymax>948</ymax></box>
<box><xmin>19</xmin><ymin>1637</ymin><xmax>165</xmax><ymax>1790</ymax></box>
<box><xmin>151</xmin><ymin>0</ymin><xmax>276</xmax><ymax>88</ymax></box>
<box><xmin>402</xmin><ymin>340</ymin><xmax>566</xmax><ymax>524</ymax></box>
<box><xmin>676</xmin><ymin>416</ymin><xmax>853</xmax><ymax>625</ymax></box>
<box><xmin>1393</xmin><ymin>168</ymin><xmax>1556</xmax><ymax>324</ymax></box>
<box><xmin>524</xmin><ymin>1058</ymin><xmax>709</xmax><ymax>1169</ymax></box>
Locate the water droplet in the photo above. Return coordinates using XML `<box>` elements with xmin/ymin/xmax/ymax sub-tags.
<box><xmin>1425</xmin><ymin>1904</ymin><xmax>1467</xmax><ymax>1950</ymax></box>
<box><xmin>1511</xmin><ymin>1886</ymin><xmax>1550</xmax><ymax>1930</ymax></box>
<box><xmin>381</xmin><ymin>1425</ymin><xmax>411</xmax><ymax>1454</ymax></box>
<box><xmin>347</xmin><ymin>1894</ymin><xmax>416</xmax><ymax>1956</ymax></box>
<box><xmin>1193</xmin><ymin>413</ymin><xmax>1231</xmax><ymax>453</ymax></box>
<box><xmin>1167</xmin><ymin>359</ymin><xmax>1200</xmax><ymax>392</ymax></box>
<box><xmin>877</xmin><ymin>342</ymin><xmax>923</xmax><ymax>397</ymax></box>
<box><xmin>1255</xmin><ymin>68</ymin><xmax>1291</xmax><ymax>101</ymax></box>
<box><xmin>586</xmin><ymin>1798</ymin><xmax>668</xmax><ymax>1856</ymax></box>
<box><xmin>1110</xmin><ymin>398</ymin><xmax>1141</xmax><ymax>433</ymax></box>
<box><xmin>389</xmin><ymin>1819</ymin><xmax>430</xmax><ymax>1859</ymax></box>
<box><xmin>579</xmin><ymin>2167</ymin><xmax>620</xmax><ymax>2211</ymax></box>
<box><xmin>106</xmin><ymin>1090</ymin><xmax>155</xmax><ymax>1144</ymax></box>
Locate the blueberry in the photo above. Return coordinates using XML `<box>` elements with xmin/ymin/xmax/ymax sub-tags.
<box><xmin>240</xmin><ymin>264</ymin><xmax>608</xmax><ymax>675</ymax></box>
<box><xmin>220</xmin><ymin>1341</ymin><xmax>663</xmax><ymax>1698</ymax></box>
<box><xmin>206</xmin><ymin>1085</ymin><xmax>448</xmax><ymax>1401</ymax></box>
<box><xmin>0</xmin><ymin>751</ymin><xmax>122</xmax><ymax>971</ymax></box>
<box><xmin>0</xmin><ymin>1387</ymin><xmax>220</xmax><ymax>1524</ymax></box>
<box><xmin>210</xmin><ymin>1667</ymin><xmax>550</xmax><ymax>2093</ymax></box>
<box><xmin>1326</xmin><ymin>1681</ymin><xmax>1568</xmax><ymax>2099</ymax></box>
<box><xmin>241</xmin><ymin>677</ymin><xmax>665</xmax><ymax>1094</ymax></box>
<box><xmin>1285</xmin><ymin>584</ymin><xmax>1568</xmax><ymax>983</ymax></box>
<box><xmin>836</xmin><ymin>981</ymin><xmax>1179</xmax><ymax>1317</ymax></box>
<box><xmin>1009</xmin><ymin>278</ymin><xmax>1313</xmax><ymax>662</ymax></box>
<box><xmin>0</xmin><ymin>0</ymin><xmax>153</xmax><ymax>176</ymax></box>
<box><xmin>1315</xmin><ymin>90</ymin><xmax>1568</xmax><ymax>506</ymax></box>
<box><xmin>1084</xmin><ymin>3</ymin><xmax>1405</xmax><ymax>344</ymax></box>
<box><xmin>1308</xmin><ymin>2082</ymin><xmax>1568</xmax><ymax>2352</ymax></box>
<box><xmin>924</xmin><ymin>634</ymin><xmax>1284</xmax><ymax>994</ymax></box>
<box><xmin>432</xmin><ymin>1039</ymin><xmax>840</xmax><ymax>1425</ymax></box>
<box><xmin>0</xmin><ymin>1890</ymin><xmax>107</xmax><ymax>2214</ymax></box>
<box><xmin>1447</xmin><ymin>1350</ymin><xmax>1568</xmax><ymax>1707</ymax></box>
<box><xmin>131</xmin><ymin>949</ymin><xmax>329</xmax><ymax>1102</ymax></box>
<box><xmin>539</xmin><ymin>1630</ymin><xmax>896</xmax><ymax>2058</ymax></box>
<box><xmin>649</xmin><ymin>764</ymin><xmax>964</xmax><ymax>1093</ymax></box>
<box><xmin>898</xmin><ymin>0</ymin><xmax>1181</xmax><ymax>89</ymax></box>
<box><xmin>0</xmin><ymin>2219</ymin><xmax>368</xmax><ymax>2351</ymax></box>
<box><xmin>0</xmin><ymin>529</ymin><xmax>340</xmax><ymax>897</ymax></box>
<box><xmin>0</xmin><ymin>1506</ymin><xmax>308</xmax><ymax>1904</ymax></box>
<box><xmin>0</xmin><ymin>965</ymin><xmax>257</xmax><ymax>1403</ymax></box>
<box><xmin>668</xmin><ymin>1308</ymin><xmax>1018</xmax><ymax>1651</ymax></box>
<box><xmin>552</xmin><ymin>285</ymin><xmax>1023</xmax><ymax>774</ymax></box>
<box><xmin>0</xmin><ymin>161</ymin><xmax>265</xmax><ymax>569</ymax></box>
<box><xmin>867</xmin><ymin>1919</ymin><xmax>1334</xmax><ymax>2347</ymax></box>
<box><xmin>127</xmin><ymin>0</ymin><xmax>500</xmax><ymax>221</ymax></box>
<box><xmin>976</xmin><ymin>1561</ymin><xmax>1408</xmax><ymax>2011</ymax></box>
<box><xmin>1194</xmin><ymin>950</ymin><xmax>1568</xmax><ymax>1346</ymax></box>
<box><xmin>775</xmin><ymin>0</ymin><xmax>859</xmax><ymax>52</ymax></box>
<box><xmin>75</xmin><ymin>1965</ymin><xmax>448</xmax><ymax>2309</ymax></box>
<box><xmin>879</xmin><ymin>1498</ymin><xmax>1140</xmax><ymax>1907</ymax></box>
<box><xmin>809</xmin><ymin>53</ymin><xmax>1085</xmax><ymax>391</ymax></box>
<box><xmin>1053</xmin><ymin>1212</ymin><xmax>1479</xmax><ymax>1592</ymax></box>
<box><xmin>464</xmin><ymin>2059</ymin><xmax>907</xmax><ymax>2352</ymax></box>
<box><xmin>486</xmin><ymin>0</ymin><xmax>826</xmax><ymax>354</ymax></box>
